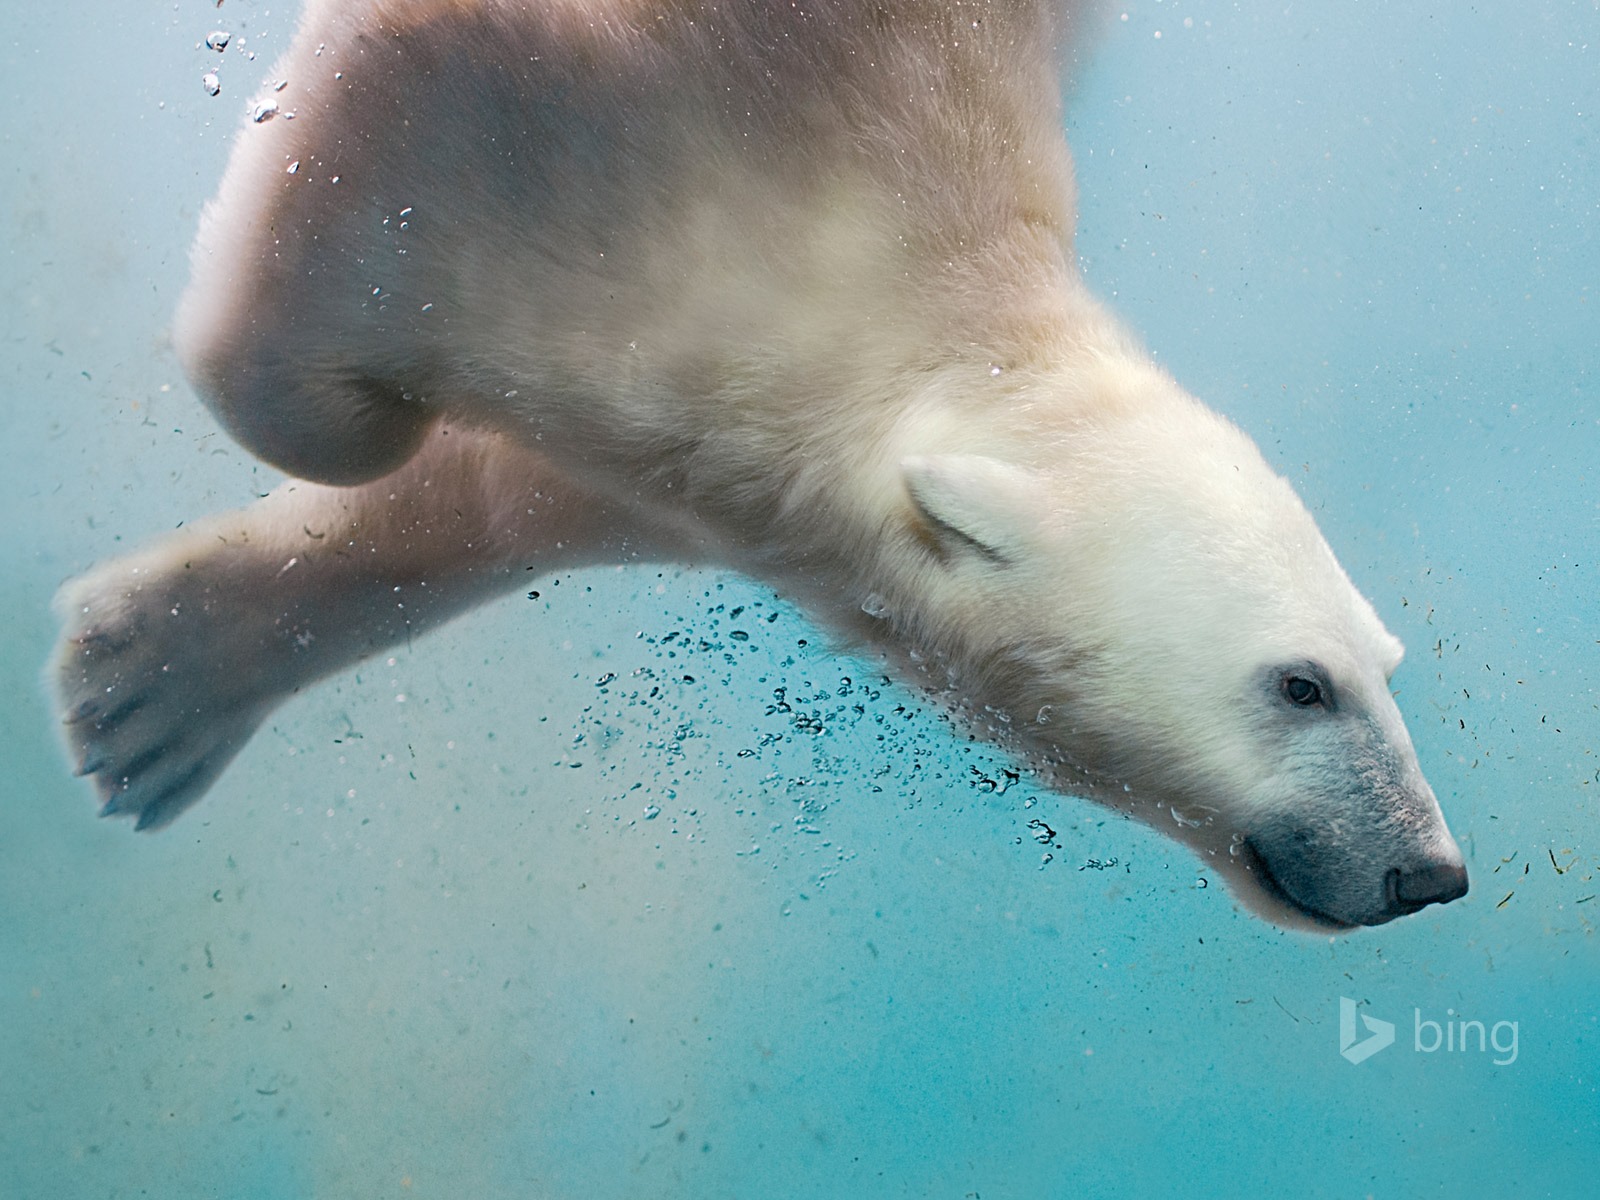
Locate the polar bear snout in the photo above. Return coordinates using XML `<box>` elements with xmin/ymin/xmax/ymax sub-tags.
<box><xmin>1243</xmin><ymin>816</ymin><xmax>1468</xmax><ymax>929</ymax></box>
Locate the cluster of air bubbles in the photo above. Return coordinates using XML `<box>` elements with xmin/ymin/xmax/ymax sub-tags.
<box><xmin>201</xmin><ymin>27</ymin><xmax>230</xmax><ymax>96</ymax></box>
<box><xmin>199</xmin><ymin>27</ymin><xmax>234</xmax><ymax>94</ymax></box>
<box><xmin>197</xmin><ymin>22</ymin><xmax>281</xmax><ymax>107</ymax></box>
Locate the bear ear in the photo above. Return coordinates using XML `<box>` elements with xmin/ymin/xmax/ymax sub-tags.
<box><xmin>901</xmin><ymin>455</ymin><xmax>1045</xmax><ymax>566</ymax></box>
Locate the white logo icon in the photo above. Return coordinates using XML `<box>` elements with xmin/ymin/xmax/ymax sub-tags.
<box><xmin>1339</xmin><ymin>996</ymin><xmax>1395</xmax><ymax>1064</ymax></box>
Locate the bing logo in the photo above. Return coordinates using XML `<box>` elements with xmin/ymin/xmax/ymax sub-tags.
<box><xmin>1337</xmin><ymin>997</ymin><xmax>1519</xmax><ymax>1066</ymax></box>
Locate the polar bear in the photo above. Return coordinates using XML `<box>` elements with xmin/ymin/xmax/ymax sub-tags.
<box><xmin>52</xmin><ymin>0</ymin><xmax>1467</xmax><ymax>930</ymax></box>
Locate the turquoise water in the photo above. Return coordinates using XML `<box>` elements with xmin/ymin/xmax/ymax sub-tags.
<box><xmin>2</xmin><ymin>3</ymin><xmax>1595</xmax><ymax>1197</ymax></box>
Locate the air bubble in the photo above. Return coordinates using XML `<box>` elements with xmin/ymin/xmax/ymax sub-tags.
<box><xmin>860</xmin><ymin>593</ymin><xmax>890</xmax><ymax>620</ymax></box>
<box><xmin>251</xmin><ymin>99</ymin><xmax>279</xmax><ymax>123</ymax></box>
<box><xmin>201</xmin><ymin>72</ymin><xmax>221</xmax><ymax>97</ymax></box>
<box><xmin>205</xmin><ymin>31</ymin><xmax>231</xmax><ymax>51</ymax></box>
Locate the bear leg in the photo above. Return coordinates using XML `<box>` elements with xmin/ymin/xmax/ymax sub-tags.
<box><xmin>51</xmin><ymin>425</ymin><xmax>688</xmax><ymax>829</ymax></box>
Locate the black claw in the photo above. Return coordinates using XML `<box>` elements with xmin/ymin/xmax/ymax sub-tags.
<box><xmin>66</xmin><ymin>696</ymin><xmax>103</xmax><ymax>723</ymax></box>
<box><xmin>132</xmin><ymin>801</ymin><xmax>194</xmax><ymax>832</ymax></box>
<box><xmin>74</xmin><ymin>754</ymin><xmax>107</xmax><ymax>778</ymax></box>
<box><xmin>76</xmin><ymin>625</ymin><xmax>134</xmax><ymax>655</ymax></box>
<box><xmin>67</xmin><ymin>691</ymin><xmax>145</xmax><ymax>732</ymax></box>
<box><xmin>133</xmin><ymin>766</ymin><xmax>206</xmax><ymax>832</ymax></box>
<box><xmin>114</xmin><ymin>741</ymin><xmax>168</xmax><ymax>786</ymax></box>
<box><xmin>92</xmin><ymin>692</ymin><xmax>148</xmax><ymax>731</ymax></box>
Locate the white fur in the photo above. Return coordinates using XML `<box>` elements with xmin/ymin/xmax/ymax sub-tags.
<box><xmin>53</xmin><ymin>0</ymin><xmax>1465</xmax><ymax>929</ymax></box>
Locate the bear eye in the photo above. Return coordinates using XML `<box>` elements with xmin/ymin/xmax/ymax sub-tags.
<box><xmin>1283</xmin><ymin>676</ymin><xmax>1323</xmax><ymax>707</ymax></box>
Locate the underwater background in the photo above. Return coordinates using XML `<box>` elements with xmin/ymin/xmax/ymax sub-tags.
<box><xmin>2</xmin><ymin>2</ymin><xmax>1595</xmax><ymax>1196</ymax></box>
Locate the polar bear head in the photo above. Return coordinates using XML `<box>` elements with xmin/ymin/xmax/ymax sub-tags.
<box><xmin>896</xmin><ymin>362</ymin><xmax>1467</xmax><ymax>931</ymax></box>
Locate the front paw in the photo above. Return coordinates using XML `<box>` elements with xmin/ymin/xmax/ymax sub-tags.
<box><xmin>52</xmin><ymin>557</ymin><xmax>266</xmax><ymax>830</ymax></box>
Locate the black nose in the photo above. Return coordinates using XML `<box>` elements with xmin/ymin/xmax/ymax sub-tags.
<box><xmin>1387</xmin><ymin>860</ymin><xmax>1469</xmax><ymax>915</ymax></box>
